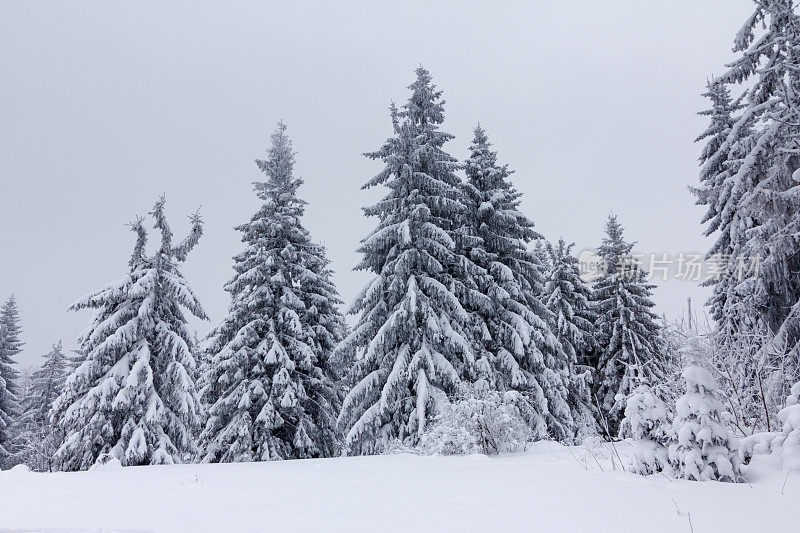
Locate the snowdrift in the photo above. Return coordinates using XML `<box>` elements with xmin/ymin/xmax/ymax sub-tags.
<box><xmin>0</xmin><ymin>441</ymin><xmax>795</xmax><ymax>532</ymax></box>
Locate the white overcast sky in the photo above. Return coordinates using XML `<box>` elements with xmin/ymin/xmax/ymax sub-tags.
<box><xmin>1</xmin><ymin>1</ymin><xmax>755</xmax><ymax>367</ymax></box>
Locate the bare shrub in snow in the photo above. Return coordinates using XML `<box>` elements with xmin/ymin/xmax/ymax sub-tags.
<box><xmin>709</xmin><ymin>325</ymin><xmax>782</xmax><ymax>436</ymax></box>
<box><xmin>770</xmin><ymin>381</ymin><xmax>800</xmax><ymax>470</ymax></box>
<box><xmin>419</xmin><ymin>388</ymin><xmax>532</xmax><ymax>456</ymax></box>
<box><xmin>15</xmin><ymin>423</ymin><xmax>61</xmax><ymax>473</ymax></box>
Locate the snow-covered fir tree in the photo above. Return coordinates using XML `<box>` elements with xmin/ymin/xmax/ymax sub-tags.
<box><xmin>693</xmin><ymin>78</ymin><xmax>738</xmax><ymax>232</ymax></box>
<box><xmin>708</xmin><ymin>0</ymin><xmax>800</xmax><ymax>407</ymax></box>
<box><xmin>52</xmin><ymin>198</ymin><xmax>206</xmax><ymax>470</ymax></box>
<box><xmin>620</xmin><ymin>384</ymin><xmax>672</xmax><ymax>475</ymax></box>
<box><xmin>545</xmin><ymin>238</ymin><xmax>597</xmax><ymax>368</ymax></box>
<box><xmin>690</xmin><ymin>74</ymin><xmax>778</xmax><ymax>435</ymax></box>
<box><xmin>201</xmin><ymin>122</ymin><xmax>345</xmax><ymax>462</ymax></box>
<box><xmin>669</xmin><ymin>336</ymin><xmax>741</xmax><ymax>482</ymax></box>
<box><xmin>532</xmin><ymin>240</ymin><xmax>551</xmax><ymax>277</ymax></box>
<box><xmin>544</xmin><ymin>238</ymin><xmax>599</xmax><ymax>438</ymax></box>
<box><xmin>457</xmin><ymin>125</ymin><xmax>576</xmax><ymax>441</ymax></box>
<box><xmin>22</xmin><ymin>341</ymin><xmax>67</xmax><ymax>429</ymax></box>
<box><xmin>692</xmin><ymin>78</ymin><xmax>756</xmax><ymax>337</ymax></box>
<box><xmin>18</xmin><ymin>341</ymin><xmax>68</xmax><ymax>471</ymax></box>
<box><xmin>0</xmin><ymin>295</ymin><xmax>23</xmax><ymax>467</ymax></box>
<box><xmin>593</xmin><ymin>215</ymin><xmax>663</xmax><ymax>434</ymax></box>
<box><xmin>336</xmin><ymin>68</ymin><xmax>478</xmax><ymax>454</ymax></box>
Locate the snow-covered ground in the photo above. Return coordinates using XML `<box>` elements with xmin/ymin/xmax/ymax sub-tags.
<box><xmin>0</xmin><ymin>441</ymin><xmax>795</xmax><ymax>532</ymax></box>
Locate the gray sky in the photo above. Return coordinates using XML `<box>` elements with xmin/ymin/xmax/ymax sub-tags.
<box><xmin>1</xmin><ymin>1</ymin><xmax>754</xmax><ymax>368</ymax></box>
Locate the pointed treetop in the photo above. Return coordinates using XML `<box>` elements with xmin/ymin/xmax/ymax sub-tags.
<box><xmin>260</xmin><ymin>121</ymin><xmax>295</xmax><ymax>179</ymax></box>
<box><xmin>151</xmin><ymin>194</ymin><xmax>174</xmax><ymax>252</ymax></box>
<box><xmin>254</xmin><ymin>121</ymin><xmax>302</xmax><ymax>199</ymax></box>
<box><xmin>0</xmin><ymin>294</ymin><xmax>23</xmax><ymax>351</ymax></box>
<box><xmin>1</xmin><ymin>295</ymin><xmax>20</xmax><ymax>323</ymax></box>
<box><xmin>604</xmin><ymin>214</ymin><xmax>625</xmax><ymax>241</ymax></box>
<box><xmin>550</xmin><ymin>237</ymin><xmax>575</xmax><ymax>258</ymax></box>
<box><xmin>695</xmin><ymin>77</ymin><xmax>741</xmax><ymax>145</ymax></box>
<box><xmin>466</xmin><ymin>124</ymin><xmax>515</xmax><ymax>191</ymax></box>
<box><xmin>468</xmin><ymin>123</ymin><xmax>499</xmax><ymax>167</ymax></box>
<box><xmin>0</xmin><ymin>293</ymin><xmax>23</xmax><ymax>370</ymax></box>
<box><xmin>600</xmin><ymin>215</ymin><xmax>632</xmax><ymax>251</ymax></box>
<box><xmin>401</xmin><ymin>66</ymin><xmax>446</xmax><ymax>126</ymax></box>
<box><xmin>1</xmin><ymin>294</ymin><xmax>18</xmax><ymax>315</ymax></box>
<box><xmin>472</xmin><ymin>123</ymin><xmax>489</xmax><ymax>147</ymax></box>
<box><xmin>128</xmin><ymin>216</ymin><xmax>148</xmax><ymax>269</ymax></box>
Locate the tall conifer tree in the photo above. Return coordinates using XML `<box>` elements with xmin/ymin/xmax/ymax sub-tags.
<box><xmin>201</xmin><ymin>123</ymin><xmax>345</xmax><ymax>462</ymax></box>
<box><xmin>594</xmin><ymin>216</ymin><xmax>663</xmax><ymax>434</ymax></box>
<box><xmin>22</xmin><ymin>341</ymin><xmax>67</xmax><ymax>430</ymax></box>
<box><xmin>337</xmin><ymin>68</ymin><xmax>477</xmax><ymax>454</ymax></box>
<box><xmin>18</xmin><ymin>341</ymin><xmax>68</xmax><ymax>471</ymax></box>
<box><xmin>0</xmin><ymin>295</ymin><xmax>23</xmax><ymax>466</ymax></box>
<box><xmin>458</xmin><ymin>125</ymin><xmax>574</xmax><ymax>440</ymax></box>
<box><xmin>712</xmin><ymin>0</ymin><xmax>800</xmax><ymax>400</ymax></box>
<box><xmin>545</xmin><ymin>239</ymin><xmax>597</xmax><ymax>368</ymax></box>
<box><xmin>53</xmin><ymin>198</ymin><xmax>206</xmax><ymax>470</ymax></box>
<box><xmin>692</xmin><ymin>79</ymin><xmax>759</xmax><ymax>341</ymax></box>
<box><xmin>545</xmin><ymin>238</ymin><xmax>599</xmax><ymax>437</ymax></box>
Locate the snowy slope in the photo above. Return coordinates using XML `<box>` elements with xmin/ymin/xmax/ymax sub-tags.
<box><xmin>0</xmin><ymin>441</ymin><xmax>795</xmax><ymax>532</ymax></box>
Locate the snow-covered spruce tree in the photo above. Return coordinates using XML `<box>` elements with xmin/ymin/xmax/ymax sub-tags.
<box><xmin>201</xmin><ymin>122</ymin><xmax>345</xmax><ymax>462</ymax></box>
<box><xmin>544</xmin><ymin>238</ymin><xmax>600</xmax><ymax>438</ymax></box>
<box><xmin>456</xmin><ymin>125</ymin><xmax>576</xmax><ymax>441</ymax></box>
<box><xmin>692</xmin><ymin>78</ymin><xmax>757</xmax><ymax>336</ymax></box>
<box><xmin>693</xmin><ymin>78</ymin><xmax>739</xmax><ymax>233</ymax></box>
<box><xmin>52</xmin><ymin>198</ymin><xmax>206</xmax><ymax>470</ymax></box>
<box><xmin>620</xmin><ymin>384</ymin><xmax>672</xmax><ymax>475</ymax></box>
<box><xmin>532</xmin><ymin>240</ymin><xmax>551</xmax><ymax>279</ymax></box>
<box><xmin>593</xmin><ymin>215</ymin><xmax>663</xmax><ymax>435</ymax></box>
<box><xmin>23</xmin><ymin>341</ymin><xmax>67</xmax><ymax>429</ymax></box>
<box><xmin>545</xmin><ymin>238</ymin><xmax>597</xmax><ymax>368</ymax></box>
<box><xmin>0</xmin><ymin>295</ymin><xmax>23</xmax><ymax>467</ymax></box>
<box><xmin>336</xmin><ymin>68</ymin><xmax>478</xmax><ymax>454</ymax></box>
<box><xmin>669</xmin><ymin>336</ymin><xmax>741</xmax><ymax>481</ymax></box>
<box><xmin>714</xmin><ymin>0</ymin><xmax>800</xmax><ymax>405</ymax></box>
<box><xmin>691</xmin><ymin>76</ymin><xmax>777</xmax><ymax>434</ymax></box>
<box><xmin>18</xmin><ymin>341</ymin><xmax>68</xmax><ymax>471</ymax></box>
